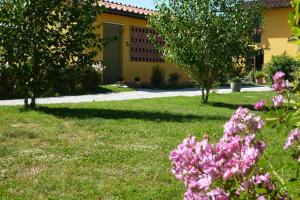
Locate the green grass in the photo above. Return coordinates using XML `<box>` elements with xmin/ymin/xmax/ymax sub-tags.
<box><xmin>0</xmin><ymin>92</ymin><xmax>299</xmax><ymax>199</ymax></box>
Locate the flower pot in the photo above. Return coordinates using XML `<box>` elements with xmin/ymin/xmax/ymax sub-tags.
<box><xmin>255</xmin><ymin>77</ymin><xmax>266</xmax><ymax>84</ymax></box>
<box><xmin>135</xmin><ymin>81</ymin><xmax>141</xmax><ymax>88</ymax></box>
<box><xmin>230</xmin><ymin>82</ymin><xmax>241</xmax><ymax>92</ymax></box>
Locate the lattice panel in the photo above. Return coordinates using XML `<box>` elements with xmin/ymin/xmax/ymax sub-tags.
<box><xmin>130</xmin><ymin>26</ymin><xmax>165</xmax><ymax>63</ymax></box>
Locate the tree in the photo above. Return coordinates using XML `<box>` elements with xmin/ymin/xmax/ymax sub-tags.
<box><xmin>149</xmin><ymin>0</ymin><xmax>262</xmax><ymax>103</ymax></box>
<box><xmin>0</xmin><ymin>0</ymin><xmax>104</xmax><ymax>107</ymax></box>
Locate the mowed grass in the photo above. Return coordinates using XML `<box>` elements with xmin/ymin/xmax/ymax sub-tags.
<box><xmin>0</xmin><ymin>92</ymin><xmax>299</xmax><ymax>199</ymax></box>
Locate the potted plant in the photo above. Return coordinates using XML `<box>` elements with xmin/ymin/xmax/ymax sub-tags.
<box><xmin>230</xmin><ymin>77</ymin><xmax>242</xmax><ymax>92</ymax></box>
<box><xmin>117</xmin><ymin>77</ymin><xmax>124</xmax><ymax>85</ymax></box>
<box><xmin>168</xmin><ymin>73</ymin><xmax>180</xmax><ymax>86</ymax></box>
<box><xmin>254</xmin><ymin>71</ymin><xmax>267</xmax><ymax>84</ymax></box>
<box><xmin>134</xmin><ymin>76</ymin><xmax>141</xmax><ymax>87</ymax></box>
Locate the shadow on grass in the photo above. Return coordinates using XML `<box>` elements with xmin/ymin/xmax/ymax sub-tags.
<box><xmin>207</xmin><ymin>102</ymin><xmax>255</xmax><ymax>111</ymax></box>
<box><xmin>36</xmin><ymin>106</ymin><xmax>227</xmax><ymax>122</ymax></box>
<box><xmin>207</xmin><ymin>102</ymin><xmax>271</xmax><ymax>112</ymax></box>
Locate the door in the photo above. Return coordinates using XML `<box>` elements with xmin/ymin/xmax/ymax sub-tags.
<box><xmin>103</xmin><ymin>23</ymin><xmax>123</xmax><ymax>84</ymax></box>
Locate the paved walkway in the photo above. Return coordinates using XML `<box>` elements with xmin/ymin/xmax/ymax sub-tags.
<box><xmin>0</xmin><ymin>86</ymin><xmax>272</xmax><ymax>106</ymax></box>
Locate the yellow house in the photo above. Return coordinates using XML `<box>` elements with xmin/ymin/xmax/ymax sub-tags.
<box><xmin>250</xmin><ymin>0</ymin><xmax>299</xmax><ymax>70</ymax></box>
<box><xmin>97</xmin><ymin>1</ymin><xmax>190</xmax><ymax>85</ymax></box>
<box><xmin>97</xmin><ymin>0</ymin><xmax>298</xmax><ymax>84</ymax></box>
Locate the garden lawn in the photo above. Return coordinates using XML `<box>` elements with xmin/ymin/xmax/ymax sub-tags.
<box><xmin>0</xmin><ymin>92</ymin><xmax>298</xmax><ymax>200</ymax></box>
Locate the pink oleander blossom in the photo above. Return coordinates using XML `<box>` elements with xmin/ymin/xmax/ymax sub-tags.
<box><xmin>170</xmin><ymin>107</ymin><xmax>286</xmax><ymax>199</ymax></box>
<box><xmin>273</xmin><ymin>71</ymin><xmax>285</xmax><ymax>82</ymax></box>
<box><xmin>255</xmin><ymin>173</ymin><xmax>274</xmax><ymax>191</ymax></box>
<box><xmin>257</xmin><ymin>196</ymin><xmax>266</xmax><ymax>200</ymax></box>
<box><xmin>254</xmin><ymin>100</ymin><xmax>265</xmax><ymax>110</ymax></box>
<box><xmin>224</xmin><ymin>107</ymin><xmax>265</xmax><ymax>137</ymax></box>
<box><xmin>284</xmin><ymin>128</ymin><xmax>300</xmax><ymax>149</ymax></box>
<box><xmin>272</xmin><ymin>71</ymin><xmax>289</xmax><ymax>93</ymax></box>
<box><xmin>272</xmin><ymin>95</ymin><xmax>284</xmax><ymax>108</ymax></box>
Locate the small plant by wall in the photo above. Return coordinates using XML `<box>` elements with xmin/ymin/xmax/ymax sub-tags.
<box><xmin>151</xmin><ymin>65</ymin><xmax>165</xmax><ymax>87</ymax></box>
<box><xmin>168</xmin><ymin>73</ymin><xmax>180</xmax><ymax>86</ymax></box>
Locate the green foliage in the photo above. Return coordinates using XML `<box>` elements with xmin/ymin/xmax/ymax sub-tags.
<box><xmin>263</xmin><ymin>53</ymin><xmax>300</xmax><ymax>82</ymax></box>
<box><xmin>254</xmin><ymin>70</ymin><xmax>267</xmax><ymax>79</ymax></box>
<box><xmin>167</xmin><ymin>72</ymin><xmax>180</xmax><ymax>86</ymax></box>
<box><xmin>289</xmin><ymin>0</ymin><xmax>300</xmax><ymax>50</ymax></box>
<box><xmin>230</xmin><ymin>77</ymin><xmax>241</xmax><ymax>83</ymax></box>
<box><xmin>249</xmin><ymin>69</ymin><xmax>256</xmax><ymax>83</ymax></box>
<box><xmin>0</xmin><ymin>0</ymin><xmax>104</xmax><ymax>106</ymax></box>
<box><xmin>151</xmin><ymin>65</ymin><xmax>165</xmax><ymax>87</ymax></box>
<box><xmin>149</xmin><ymin>0</ymin><xmax>262</xmax><ymax>103</ymax></box>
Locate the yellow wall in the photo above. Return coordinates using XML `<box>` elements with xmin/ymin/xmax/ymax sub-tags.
<box><xmin>261</xmin><ymin>7</ymin><xmax>299</xmax><ymax>64</ymax></box>
<box><xmin>96</xmin><ymin>13</ymin><xmax>190</xmax><ymax>84</ymax></box>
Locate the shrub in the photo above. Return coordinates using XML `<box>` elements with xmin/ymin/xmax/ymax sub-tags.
<box><xmin>134</xmin><ymin>76</ymin><xmax>140</xmax><ymax>82</ymax></box>
<box><xmin>168</xmin><ymin>72</ymin><xmax>180</xmax><ymax>85</ymax></box>
<box><xmin>254</xmin><ymin>71</ymin><xmax>267</xmax><ymax>79</ymax></box>
<box><xmin>264</xmin><ymin>53</ymin><xmax>300</xmax><ymax>82</ymax></box>
<box><xmin>230</xmin><ymin>77</ymin><xmax>241</xmax><ymax>83</ymax></box>
<box><xmin>151</xmin><ymin>65</ymin><xmax>165</xmax><ymax>87</ymax></box>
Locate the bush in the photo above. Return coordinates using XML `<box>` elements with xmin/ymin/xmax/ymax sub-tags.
<box><xmin>230</xmin><ymin>77</ymin><xmax>241</xmax><ymax>83</ymax></box>
<box><xmin>254</xmin><ymin>71</ymin><xmax>267</xmax><ymax>79</ymax></box>
<box><xmin>264</xmin><ymin>53</ymin><xmax>300</xmax><ymax>82</ymax></box>
<box><xmin>134</xmin><ymin>76</ymin><xmax>140</xmax><ymax>82</ymax></box>
<box><xmin>168</xmin><ymin>72</ymin><xmax>180</xmax><ymax>85</ymax></box>
<box><xmin>151</xmin><ymin>65</ymin><xmax>165</xmax><ymax>87</ymax></box>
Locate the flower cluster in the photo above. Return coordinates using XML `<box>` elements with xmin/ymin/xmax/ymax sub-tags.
<box><xmin>272</xmin><ymin>94</ymin><xmax>284</xmax><ymax>108</ymax></box>
<box><xmin>284</xmin><ymin>128</ymin><xmax>300</xmax><ymax>162</ymax></box>
<box><xmin>224</xmin><ymin>107</ymin><xmax>265</xmax><ymax>137</ymax></box>
<box><xmin>272</xmin><ymin>71</ymin><xmax>289</xmax><ymax>93</ymax></box>
<box><xmin>170</xmin><ymin>108</ymin><xmax>285</xmax><ymax>199</ymax></box>
<box><xmin>271</xmin><ymin>71</ymin><xmax>289</xmax><ymax>108</ymax></box>
<box><xmin>254</xmin><ymin>100</ymin><xmax>265</xmax><ymax>110</ymax></box>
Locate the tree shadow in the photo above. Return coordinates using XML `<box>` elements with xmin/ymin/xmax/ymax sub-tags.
<box><xmin>207</xmin><ymin>102</ymin><xmax>255</xmax><ymax>111</ymax></box>
<box><xmin>207</xmin><ymin>102</ymin><xmax>271</xmax><ymax>112</ymax></box>
<box><xmin>36</xmin><ymin>106</ymin><xmax>227</xmax><ymax>122</ymax></box>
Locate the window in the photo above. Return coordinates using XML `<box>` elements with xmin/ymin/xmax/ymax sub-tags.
<box><xmin>130</xmin><ymin>26</ymin><xmax>165</xmax><ymax>63</ymax></box>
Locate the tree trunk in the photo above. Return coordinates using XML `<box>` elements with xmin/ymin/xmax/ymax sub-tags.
<box><xmin>204</xmin><ymin>88</ymin><xmax>210</xmax><ymax>104</ymax></box>
<box><xmin>201</xmin><ymin>87</ymin><xmax>210</xmax><ymax>104</ymax></box>
<box><xmin>201</xmin><ymin>87</ymin><xmax>205</xmax><ymax>103</ymax></box>
<box><xmin>30</xmin><ymin>96</ymin><xmax>36</xmax><ymax>108</ymax></box>
<box><xmin>24</xmin><ymin>97</ymin><xmax>29</xmax><ymax>107</ymax></box>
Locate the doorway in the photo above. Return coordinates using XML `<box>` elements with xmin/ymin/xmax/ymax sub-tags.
<box><xmin>103</xmin><ymin>23</ymin><xmax>123</xmax><ymax>84</ymax></box>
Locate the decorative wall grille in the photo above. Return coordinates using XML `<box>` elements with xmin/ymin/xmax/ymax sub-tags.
<box><xmin>130</xmin><ymin>26</ymin><xmax>165</xmax><ymax>63</ymax></box>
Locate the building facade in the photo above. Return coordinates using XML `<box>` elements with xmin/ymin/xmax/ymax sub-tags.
<box><xmin>97</xmin><ymin>1</ymin><xmax>190</xmax><ymax>85</ymax></box>
<box><xmin>97</xmin><ymin>0</ymin><xmax>299</xmax><ymax>84</ymax></box>
<box><xmin>250</xmin><ymin>0</ymin><xmax>299</xmax><ymax>70</ymax></box>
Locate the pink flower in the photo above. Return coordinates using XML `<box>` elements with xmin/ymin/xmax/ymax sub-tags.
<box><xmin>257</xmin><ymin>196</ymin><xmax>266</xmax><ymax>200</ymax></box>
<box><xmin>224</xmin><ymin>107</ymin><xmax>265</xmax><ymax>137</ymax></box>
<box><xmin>255</xmin><ymin>173</ymin><xmax>274</xmax><ymax>190</ymax></box>
<box><xmin>272</xmin><ymin>71</ymin><xmax>285</xmax><ymax>82</ymax></box>
<box><xmin>170</xmin><ymin>108</ymin><xmax>283</xmax><ymax>199</ymax></box>
<box><xmin>272</xmin><ymin>95</ymin><xmax>284</xmax><ymax>108</ymax></box>
<box><xmin>284</xmin><ymin>128</ymin><xmax>300</xmax><ymax>149</ymax></box>
<box><xmin>207</xmin><ymin>188</ymin><xmax>229</xmax><ymax>200</ymax></box>
<box><xmin>272</xmin><ymin>71</ymin><xmax>289</xmax><ymax>93</ymax></box>
<box><xmin>254</xmin><ymin>100</ymin><xmax>265</xmax><ymax>110</ymax></box>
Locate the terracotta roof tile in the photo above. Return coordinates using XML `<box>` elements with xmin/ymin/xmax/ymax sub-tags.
<box><xmin>99</xmin><ymin>0</ymin><xmax>155</xmax><ymax>17</ymax></box>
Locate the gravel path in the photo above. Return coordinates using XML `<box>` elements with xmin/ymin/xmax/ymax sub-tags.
<box><xmin>0</xmin><ymin>86</ymin><xmax>272</xmax><ymax>106</ymax></box>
